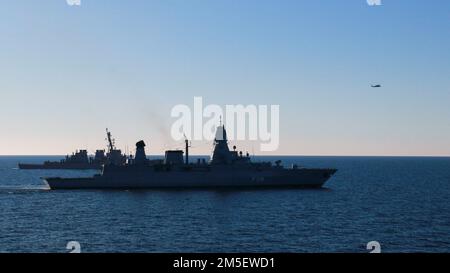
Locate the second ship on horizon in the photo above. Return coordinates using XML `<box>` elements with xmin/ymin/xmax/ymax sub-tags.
<box><xmin>18</xmin><ymin>129</ymin><xmax>127</xmax><ymax>170</ymax></box>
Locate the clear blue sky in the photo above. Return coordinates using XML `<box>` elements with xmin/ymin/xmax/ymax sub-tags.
<box><xmin>0</xmin><ymin>0</ymin><xmax>449</xmax><ymax>156</ymax></box>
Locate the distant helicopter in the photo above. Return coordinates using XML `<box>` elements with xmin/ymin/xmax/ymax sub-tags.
<box><xmin>371</xmin><ymin>84</ymin><xmax>382</xmax><ymax>88</ymax></box>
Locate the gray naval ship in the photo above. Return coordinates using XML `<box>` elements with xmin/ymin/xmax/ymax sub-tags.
<box><xmin>43</xmin><ymin>126</ymin><xmax>337</xmax><ymax>190</ymax></box>
<box><xmin>19</xmin><ymin>129</ymin><xmax>126</xmax><ymax>170</ymax></box>
<box><xmin>19</xmin><ymin>149</ymin><xmax>106</xmax><ymax>170</ymax></box>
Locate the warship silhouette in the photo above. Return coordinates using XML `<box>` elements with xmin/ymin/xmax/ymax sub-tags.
<box><xmin>18</xmin><ymin>129</ymin><xmax>126</xmax><ymax>170</ymax></box>
<box><xmin>43</xmin><ymin>126</ymin><xmax>337</xmax><ymax>190</ymax></box>
<box><xmin>18</xmin><ymin>150</ymin><xmax>106</xmax><ymax>170</ymax></box>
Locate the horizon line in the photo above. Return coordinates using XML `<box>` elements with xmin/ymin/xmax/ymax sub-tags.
<box><xmin>0</xmin><ymin>154</ymin><xmax>449</xmax><ymax>158</ymax></box>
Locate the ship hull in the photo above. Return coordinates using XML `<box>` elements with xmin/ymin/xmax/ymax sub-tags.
<box><xmin>43</xmin><ymin>168</ymin><xmax>337</xmax><ymax>190</ymax></box>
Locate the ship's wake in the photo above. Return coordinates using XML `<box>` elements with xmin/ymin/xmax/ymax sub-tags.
<box><xmin>0</xmin><ymin>185</ymin><xmax>49</xmax><ymax>194</ymax></box>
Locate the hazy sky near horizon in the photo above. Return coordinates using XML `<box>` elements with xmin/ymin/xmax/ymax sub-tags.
<box><xmin>0</xmin><ymin>0</ymin><xmax>449</xmax><ymax>156</ymax></box>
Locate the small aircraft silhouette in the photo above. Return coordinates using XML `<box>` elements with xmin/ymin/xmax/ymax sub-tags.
<box><xmin>371</xmin><ymin>84</ymin><xmax>382</xmax><ymax>88</ymax></box>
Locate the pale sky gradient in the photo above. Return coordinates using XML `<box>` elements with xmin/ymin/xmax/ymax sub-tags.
<box><xmin>0</xmin><ymin>0</ymin><xmax>449</xmax><ymax>156</ymax></box>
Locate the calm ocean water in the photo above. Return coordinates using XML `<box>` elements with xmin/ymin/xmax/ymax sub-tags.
<box><xmin>0</xmin><ymin>156</ymin><xmax>449</xmax><ymax>253</ymax></box>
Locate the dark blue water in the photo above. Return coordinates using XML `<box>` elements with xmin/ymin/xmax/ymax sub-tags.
<box><xmin>1</xmin><ymin>156</ymin><xmax>449</xmax><ymax>253</ymax></box>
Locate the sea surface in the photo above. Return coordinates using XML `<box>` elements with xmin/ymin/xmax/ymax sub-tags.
<box><xmin>0</xmin><ymin>156</ymin><xmax>449</xmax><ymax>253</ymax></box>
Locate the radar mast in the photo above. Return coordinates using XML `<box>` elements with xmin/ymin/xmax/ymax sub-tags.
<box><xmin>106</xmin><ymin>128</ymin><xmax>116</xmax><ymax>152</ymax></box>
